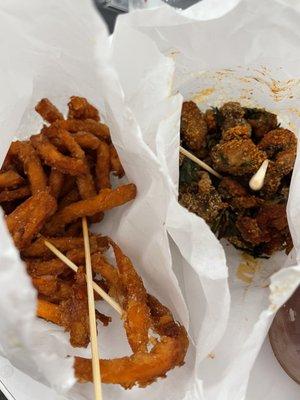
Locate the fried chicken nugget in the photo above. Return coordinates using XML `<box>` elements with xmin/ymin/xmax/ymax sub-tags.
<box><xmin>45</xmin><ymin>183</ymin><xmax>137</xmax><ymax>235</ymax></box>
<box><xmin>0</xmin><ymin>170</ymin><xmax>24</xmax><ymax>188</ymax></box>
<box><xmin>68</xmin><ymin>96</ymin><xmax>100</xmax><ymax>121</ymax></box>
<box><xmin>35</xmin><ymin>98</ymin><xmax>64</xmax><ymax>123</ymax></box>
<box><xmin>31</xmin><ymin>133</ymin><xmax>87</xmax><ymax>176</ymax></box>
<box><xmin>6</xmin><ymin>190</ymin><xmax>57</xmax><ymax>250</ymax></box>
<box><xmin>8</xmin><ymin>141</ymin><xmax>47</xmax><ymax>194</ymax></box>
<box><xmin>181</xmin><ymin>101</ymin><xmax>207</xmax><ymax>150</ymax></box>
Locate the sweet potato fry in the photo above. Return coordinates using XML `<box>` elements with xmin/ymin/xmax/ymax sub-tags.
<box><xmin>58</xmin><ymin>188</ymin><xmax>80</xmax><ymax>210</ymax></box>
<box><xmin>31</xmin><ymin>134</ymin><xmax>87</xmax><ymax>176</ymax></box>
<box><xmin>22</xmin><ymin>235</ymin><xmax>109</xmax><ymax>258</ymax></box>
<box><xmin>68</xmin><ymin>96</ymin><xmax>100</xmax><ymax>121</ymax></box>
<box><xmin>8</xmin><ymin>141</ymin><xmax>47</xmax><ymax>194</ymax></box>
<box><xmin>6</xmin><ymin>190</ymin><xmax>57</xmax><ymax>250</ymax></box>
<box><xmin>0</xmin><ymin>186</ymin><xmax>31</xmax><ymax>203</ymax></box>
<box><xmin>96</xmin><ymin>141</ymin><xmax>111</xmax><ymax>190</ymax></box>
<box><xmin>91</xmin><ymin>253</ymin><xmax>121</xmax><ymax>292</ymax></box>
<box><xmin>110</xmin><ymin>145</ymin><xmax>125</xmax><ymax>178</ymax></box>
<box><xmin>61</xmin><ymin>266</ymin><xmax>90</xmax><ymax>347</ymax></box>
<box><xmin>73</xmin><ymin>132</ymin><xmax>101</xmax><ymax>150</ymax></box>
<box><xmin>32</xmin><ymin>275</ymin><xmax>58</xmax><ymax>296</ymax></box>
<box><xmin>42</xmin><ymin>280</ymin><xmax>73</xmax><ymax>302</ymax></box>
<box><xmin>35</xmin><ymin>98</ymin><xmax>64</xmax><ymax>123</ymax></box>
<box><xmin>26</xmin><ymin>248</ymin><xmax>85</xmax><ymax>276</ymax></box>
<box><xmin>59</xmin><ymin>175</ymin><xmax>76</xmax><ymax>198</ymax></box>
<box><xmin>110</xmin><ymin>240</ymin><xmax>151</xmax><ymax>353</ymax></box>
<box><xmin>37</xmin><ymin>299</ymin><xmax>61</xmax><ymax>325</ymax></box>
<box><xmin>0</xmin><ymin>170</ymin><xmax>24</xmax><ymax>188</ymax></box>
<box><xmin>44</xmin><ymin>128</ymin><xmax>96</xmax><ymax>199</ymax></box>
<box><xmin>51</xmin><ymin>119</ymin><xmax>110</xmax><ymax>141</ymax></box>
<box><xmin>64</xmin><ymin>220</ymin><xmax>82</xmax><ymax>236</ymax></box>
<box><xmin>74</xmin><ymin>244</ymin><xmax>189</xmax><ymax>389</ymax></box>
<box><xmin>49</xmin><ymin>169</ymin><xmax>64</xmax><ymax>198</ymax></box>
<box><xmin>45</xmin><ymin>183</ymin><xmax>137</xmax><ymax>235</ymax></box>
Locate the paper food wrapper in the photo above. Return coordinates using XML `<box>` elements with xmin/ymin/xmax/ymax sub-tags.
<box><xmin>0</xmin><ymin>1</ymin><xmax>299</xmax><ymax>400</ymax></box>
<box><xmin>112</xmin><ymin>1</ymin><xmax>300</xmax><ymax>399</ymax></box>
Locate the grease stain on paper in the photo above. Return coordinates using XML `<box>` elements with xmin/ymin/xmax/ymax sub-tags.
<box><xmin>236</xmin><ymin>253</ymin><xmax>261</xmax><ymax>284</ymax></box>
<box><xmin>192</xmin><ymin>87</ymin><xmax>215</xmax><ymax>103</ymax></box>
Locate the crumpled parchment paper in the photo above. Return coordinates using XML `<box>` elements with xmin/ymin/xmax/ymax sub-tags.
<box><xmin>111</xmin><ymin>1</ymin><xmax>300</xmax><ymax>399</ymax></box>
<box><xmin>0</xmin><ymin>0</ymin><xmax>300</xmax><ymax>399</ymax></box>
<box><xmin>0</xmin><ymin>0</ymin><xmax>224</xmax><ymax>399</ymax></box>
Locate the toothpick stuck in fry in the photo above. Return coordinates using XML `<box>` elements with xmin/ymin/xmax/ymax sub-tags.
<box><xmin>43</xmin><ymin>239</ymin><xmax>123</xmax><ymax>315</ymax></box>
<box><xmin>180</xmin><ymin>146</ymin><xmax>223</xmax><ymax>179</ymax></box>
<box><xmin>82</xmin><ymin>217</ymin><xmax>102</xmax><ymax>400</ymax></box>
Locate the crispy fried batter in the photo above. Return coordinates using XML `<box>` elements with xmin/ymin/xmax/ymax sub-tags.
<box><xmin>68</xmin><ymin>96</ymin><xmax>100</xmax><ymax>121</ymax></box>
<box><xmin>8</xmin><ymin>141</ymin><xmax>47</xmax><ymax>194</ymax></box>
<box><xmin>35</xmin><ymin>98</ymin><xmax>64</xmax><ymax>123</ymax></box>
<box><xmin>211</xmin><ymin>138</ymin><xmax>267</xmax><ymax>176</ymax></box>
<box><xmin>181</xmin><ymin>101</ymin><xmax>207</xmax><ymax>150</ymax></box>
<box><xmin>218</xmin><ymin>177</ymin><xmax>259</xmax><ymax>209</ymax></box>
<box><xmin>6</xmin><ymin>190</ymin><xmax>57</xmax><ymax>250</ymax></box>
<box><xmin>244</xmin><ymin>107</ymin><xmax>278</xmax><ymax>139</ymax></box>
<box><xmin>258</xmin><ymin>128</ymin><xmax>297</xmax><ymax>176</ymax></box>
<box><xmin>220</xmin><ymin>102</ymin><xmax>248</xmax><ymax>132</ymax></box>
<box><xmin>179</xmin><ymin>173</ymin><xmax>227</xmax><ymax>226</ymax></box>
<box><xmin>45</xmin><ymin>184</ymin><xmax>136</xmax><ymax>235</ymax></box>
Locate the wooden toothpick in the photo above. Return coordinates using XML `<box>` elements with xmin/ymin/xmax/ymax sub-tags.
<box><xmin>82</xmin><ymin>216</ymin><xmax>102</xmax><ymax>400</ymax></box>
<box><xmin>43</xmin><ymin>239</ymin><xmax>123</xmax><ymax>315</ymax></box>
<box><xmin>180</xmin><ymin>146</ymin><xmax>223</xmax><ymax>179</ymax></box>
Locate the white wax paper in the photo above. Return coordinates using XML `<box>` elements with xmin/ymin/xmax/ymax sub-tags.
<box><xmin>111</xmin><ymin>1</ymin><xmax>300</xmax><ymax>399</ymax></box>
<box><xmin>0</xmin><ymin>0</ymin><xmax>300</xmax><ymax>400</ymax></box>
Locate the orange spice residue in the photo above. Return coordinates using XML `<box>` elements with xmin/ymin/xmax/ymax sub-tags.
<box><xmin>192</xmin><ymin>87</ymin><xmax>215</xmax><ymax>103</ymax></box>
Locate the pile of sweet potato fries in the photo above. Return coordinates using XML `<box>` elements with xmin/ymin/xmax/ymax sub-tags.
<box><xmin>0</xmin><ymin>97</ymin><xmax>188</xmax><ymax>389</ymax></box>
